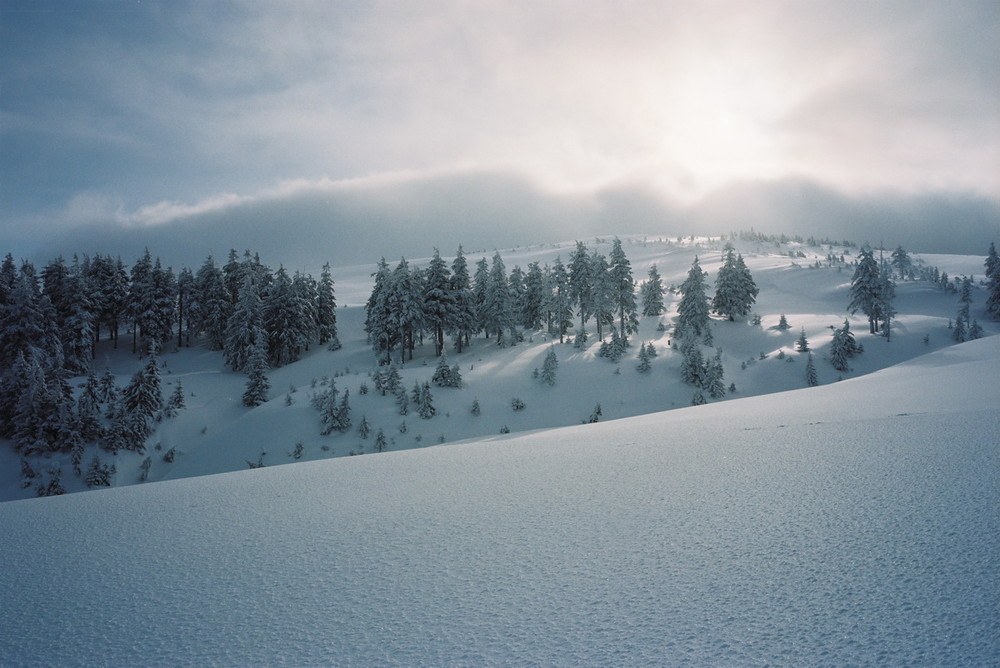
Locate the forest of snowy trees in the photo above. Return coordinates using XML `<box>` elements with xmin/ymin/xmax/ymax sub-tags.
<box><xmin>2</xmin><ymin>233</ymin><xmax>997</xmax><ymax>496</ymax></box>
<box><xmin>0</xmin><ymin>248</ymin><xmax>338</xmax><ymax>490</ymax></box>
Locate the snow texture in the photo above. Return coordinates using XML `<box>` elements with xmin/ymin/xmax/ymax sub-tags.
<box><xmin>1</xmin><ymin>336</ymin><xmax>997</xmax><ymax>666</ymax></box>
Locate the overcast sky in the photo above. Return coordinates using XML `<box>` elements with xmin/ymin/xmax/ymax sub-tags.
<box><xmin>2</xmin><ymin>0</ymin><xmax>998</xmax><ymax>265</ymax></box>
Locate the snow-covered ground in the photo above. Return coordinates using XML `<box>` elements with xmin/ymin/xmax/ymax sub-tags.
<box><xmin>1</xmin><ymin>334</ymin><xmax>996</xmax><ymax>666</ymax></box>
<box><xmin>2</xmin><ymin>236</ymin><xmax>994</xmax><ymax>501</ymax></box>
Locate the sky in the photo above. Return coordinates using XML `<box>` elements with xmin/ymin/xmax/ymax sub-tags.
<box><xmin>1</xmin><ymin>0</ymin><xmax>998</xmax><ymax>267</ymax></box>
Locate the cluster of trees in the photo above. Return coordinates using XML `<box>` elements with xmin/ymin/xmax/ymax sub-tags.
<box><xmin>364</xmin><ymin>239</ymin><xmax>643</xmax><ymax>364</ymax></box>
<box><xmin>848</xmin><ymin>247</ymin><xmax>897</xmax><ymax>338</ymax></box>
<box><xmin>0</xmin><ymin>248</ymin><xmax>338</xmax><ymax>380</ymax></box>
<box><xmin>0</xmin><ymin>246</ymin><xmax>339</xmax><ymax>486</ymax></box>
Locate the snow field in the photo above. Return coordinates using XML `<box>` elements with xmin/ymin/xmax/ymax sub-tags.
<box><xmin>1</xmin><ymin>336</ymin><xmax>997</xmax><ymax>666</ymax></box>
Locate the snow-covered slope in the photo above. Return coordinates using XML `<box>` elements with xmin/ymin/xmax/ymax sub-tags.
<box><xmin>2</xmin><ymin>336</ymin><xmax>996</xmax><ymax>666</ymax></box>
<box><xmin>3</xmin><ymin>237</ymin><xmax>993</xmax><ymax>502</ymax></box>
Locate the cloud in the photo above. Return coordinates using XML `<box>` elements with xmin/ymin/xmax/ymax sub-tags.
<box><xmin>24</xmin><ymin>170</ymin><xmax>997</xmax><ymax>277</ymax></box>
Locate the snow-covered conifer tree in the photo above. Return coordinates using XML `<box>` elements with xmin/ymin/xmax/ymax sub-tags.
<box><xmin>418</xmin><ymin>382</ymin><xmax>435</xmax><ymax>419</ymax></box>
<box><xmin>679</xmin><ymin>338</ymin><xmax>706</xmax><ymax>387</ymax></box>
<box><xmin>540</xmin><ymin>346</ymin><xmax>558</xmax><ymax>385</ymax></box>
<box><xmin>986</xmin><ymin>242</ymin><xmax>1000</xmax><ymax>318</ymax></box>
<box><xmin>358</xmin><ymin>414</ymin><xmax>371</xmax><ymax>440</ymax></box>
<box><xmin>423</xmin><ymin>249</ymin><xmax>454</xmax><ymax>356</ymax></box>
<box><xmin>705</xmin><ymin>350</ymin><xmax>726</xmax><ymax>399</ymax></box>
<box><xmin>374</xmin><ymin>429</ymin><xmax>387</xmax><ymax>453</ymax></box>
<box><xmin>242</xmin><ymin>341</ymin><xmax>270</xmax><ymax>407</ymax></box>
<box><xmin>224</xmin><ymin>273</ymin><xmax>266</xmax><ymax>373</ymax></box>
<box><xmin>712</xmin><ymin>247</ymin><xmax>758</xmax><ymax>321</ymax></box>
<box><xmin>568</xmin><ymin>242</ymin><xmax>594</xmax><ymax>338</ymax></box>
<box><xmin>520</xmin><ymin>261</ymin><xmax>546</xmax><ymax>331</ymax></box>
<box><xmin>447</xmin><ymin>247</ymin><xmax>476</xmax><ymax>352</ymax></box>
<box><xmin>609</xmin><ymin>238</ymin><xmax>638</xmax><ymax>337</ymax></box>
<box><xmin>316</xmin><ymin>262</ymin><xmax>338</xmax><ymax>347</ymax></box>
<box><xmin>777</xmin><ymin>313</ymin><xmax>790</xmax><ymax>330</ymax></box>
<box><xmin>848</xmin><ymin>247</ymin><xmax>882</xmax><ymax>334</ymax></box>
<box><xmin>796</xmin><ymin>328</ymin><xmax>810</xmax><ymax>352</ymax></box>
<box><xmin>890</xmin><ymin>246</ymin><xmax>913</xmax><ymax>280</ymax></box>
<box><xmin>806</xmin><ymin>353</ymin><xmax>818</xmax><ymax>386</ymax></box>
<box><xmin>636</xmin><ymin>343</ymin><xmax>651</xmax><ymax>373</ymax></box>
<box><xmin>675</xmin><ymin>257</ymin><xmax>711</xmax><ymax>341</ymax></box>
<box><xmin>640</xmin><ymin>264</ymin><xmax>665</xmax><ymax>317</ymax></box>
<box><xmin>545</xmin><ymin>257</ymin><xmax>573</xmax><ymax>343</ymax></box>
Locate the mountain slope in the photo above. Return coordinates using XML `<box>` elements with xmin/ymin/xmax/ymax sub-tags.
<box><xmin>2</xmin><ymin>336</ymin><xmax>996</xmax><ymax>666</ymax></box>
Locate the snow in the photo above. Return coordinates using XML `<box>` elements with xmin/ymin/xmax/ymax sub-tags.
<box><xmin>2</xmin><ymin>237</ymin><xmax>998</xmax><ymax>500</ymax></box>
<box><xmin>1</xmin><ymin>336</ymin><xmax>997</xmax><ymax>666</ymax></box>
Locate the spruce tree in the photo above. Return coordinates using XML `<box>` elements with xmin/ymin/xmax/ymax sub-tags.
<box><xmin>316</xmin><ymin>262</ymin><xmax>338</xmax><ymax>347</ymax></box>
<box><xmin>640</xmin><ymin>264</ymin><xmax>665</xmax><ymax>317</ymax></box>
<box><xmin>242</xmin><ymin>341</ymin><xmax>271</xmax><ymax>407</ymax></box>
<box><xmin>540</xmin><ymin>346</ymin><xmax>558</xmax><ymax>385</ymax></box>
<box><xmin>568</xmin><ymin>241</ymin><xmax>594</xmax><ymax>337</ymax></box>
<box><xmin>609</xmin><ymin>238</ymin><xmax>639</xmax><ymax>337</ymax></box>
<box><xmin>358</xmin><ymin>414</ymin><xmax>371</xmax><ymax>439</ymax></box>
<box><xmin>705</xmin><ymin>350</ymin><xmax>726</xmax><ymax>399</ymax></box>
<box><xmin>418</xmin><ymin>382</ymin><xmax>435</xmax><ymax>419</ymax></box>
<box><xmin>796</xmin><ymin>328</ymin><xmax>810</xmax><ymax>352</ymax></box>
<box><xmin>806</xmin><ymin>353</ymin><xmax>818</xmax><ymax>386</ymax></box>
<box><xmin>448</xmin><ymin>247</ymin><xmax>476</xmax><ymax>352</ymax></box>
<box><xmin>986</xmin><ymin>242</ymin><xmax>1000</xmax><ymax>318</ymax></box>
<box><xmin>374</xmin><ymin>429</ymin><xmax>388</xmax><ymax>453</ymax></box>
<box><xmin>712</xmin><ymin>246</ymin><xmax>758</xmax><ymax>321</ymax></box>
<box><xmin>225</xmin><ymin>273</ymin><xmax>266</xmax><ymax>373</ymax></box>
<box><xmin>680</xmin><ymin>338</ymin><xmax>706</xmax><ymax>387</ymax></box>
<box><xmin>848</xmin><ymin>247</ymin><xmax>882</xmax><ymax>334</ymax></box>
<box><xmin>545</xmin><ymin>258</ymin><xmax>573</xmax><ymax>343</ymax></box>
<box><xmin>675</xmin><ymin>257</ymin><xmax>711</xmax><ymax>341</ymax></box>
<box><xmin>423</xmin><ymin>249</ymin><xmax>454</xmax><ymax>357</ymax></box>
<box><xmin>636</xmin><ymin>343</ymin><xmax>651</xmax><ymax>373</ymax></box>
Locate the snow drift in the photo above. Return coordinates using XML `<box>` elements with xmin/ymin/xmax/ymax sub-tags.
<box><xmin>1</xmin><ymin>336</ymin><xmax>997</xmax><ymax>666</ymax></box>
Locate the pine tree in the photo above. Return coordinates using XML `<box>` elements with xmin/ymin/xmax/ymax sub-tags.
<box><xmin>481</xmin><ymin>252</ymin><xmax>511</xmax><ymax>343</ymax></box>
<box><xmin>448</xmin><ymin>247</ymin><xmax>476</xmax><ymax>352</ymax></box>
<box><xmin>680</xmin><ymin>338</ymin><xmax>706</xmax><ymax>387</ymax></box>
<box><xmin>568</xmin><ymin>241</ymin><xmax>594</xmax><ymax>337</ymax></box>
<box><xmin>167</xmin><ymin>381</ymin><xmax>186</xmax><ymax>413</ymax></box>
<box><xmin>712</xmin><ymin>247</ymin><xmax>758</xmax><ymax>321</ymax></box>
<box><xmin>471</xmin><ymin>398</ymin><xmax>481</xmax><ymax>416</ymax></box>
<box><xmin>545</xmin><ymin>257</ymin><xmax>573</xmax><ymax>343</ymax></box>
<box><xmin>432</xmin><ymin>354</ymin><xmax>461</xmax><ymax>387</ymax></box>
<box><xmin>586</xmin><ymin>403</ymin><xmax>602</xmax><ymax>423</ymax></box>
<box><xmin>609</xmin><ymin>238</ymin><xmax>638</xmax><ymax>337</ymax></box>
<box><xmin>776</xmin><ymin>313</ymin><xmax>790</xmax><ymax>330</ymax></box>
<box><xmin>890</xmin><ymin>246</ymin><xmax>913</xmax><ymax>280</ymax></box>
<box><xmin>418</xmin><ymin>382</ymin><xmax>435</xmax><ymax>419</ymax></box>
<box><xmin>968</xmin><ymin>320</ymin><xmax>984</xmax><ymax>340</ymax></box>
<box><xmin>636</xmin><ymin>343</ymin><xmax>651</xmax><ymax>373</ymax></box>
<box><xmin>520</xmin><ymin>261</ymin><xmax>546</xmax><ymax>331</ymax></box>
<box><xmin>242</xmin><ymin>341</ymin><xmax>271</xmax><ymax>407</ymax></box>
<box><xmin>85</xmin><ymin>454</ymin><xmax>114</xmax><ymax>488</ymax></box>
<box><xmin>675</xmin><ymin>257</ymin><xmax>711</xmax><ymax>341</ymax></box>
<box><xmin>358</xmin><ymin>415</ymin><xmax>371</xmax><ymax>439</ymax></box>
<box><xmin>394</xmin><ymin>384</ymin><xmax>409</xmax><ymax>415</ymax></box>
<box><xmin>423</xmin><ymin>249</ymin><xmax>454</xmax><ymax>356</ymax></box>
<box><xmin>829</xmin><ymin>319</ymin><xmax>858</xmax><ymax>371</ymax></box>
<box><xmin>640</xmin><ymin>264</ymin><xmax>665</xmax><ymax>316</ymax></box>
<box><xmin>589</xmin><ymin>250</ymin><xmax>614</xmax><ymax>341</ymax></box>
<box><xmin>705</xmin><ymin>350</ymin><xmax>726</xmax><ymax>399</ymax></box>
<box><xmin>806</xmin><ymin>353</ymin><xmax>818</xmax><ymax>386</ymax></box>
<box><xmin>374</xmin><ymin>429</ymin><xmax>388</xmax><ymax>453</ymax></box>
<box><xmin>191</xmin><ymin>255</ymin><xmax>230</xmax><ymax>349</ymax></box>
<box><xmin>365</xmin><ymin>258</ymin><xmax>398</xmax><ymax>364</ymax></box>
<box><xmin>691</xmin><ymin>390</ymin><xmax>706</xmax><ymax>406</ymax></box>
<box><xmin>848</xmin><ymin>247</ymin><xmax>882</xmax><ymax>334</ymax></box>
<box><xmin>225</xmin><ymin>273</ymin><xmax>266</xmax><ymax>373</ymax></box>
<box><xmin>953</xmin><ymin>312</ymin><xmax>967</xmax><ymax>342</ymax></box>
<box><xmin>986</xmin><ymin>242</ymin><xmax>1000</xmax><ymax>318</ymax></box>
<box><xmin>540</xmin><ymin>346</ymin><xmax>558</xmax><ymax>385</ymax></box>
<box><xmin>796</xmin><ymin>328</ymin><xmax>810</xmax><ymax>352</ymax></box>
<box><xmin>316</xmin><ymin>262</ymin><xmax>338</xmax><ymax>346</ymax></box>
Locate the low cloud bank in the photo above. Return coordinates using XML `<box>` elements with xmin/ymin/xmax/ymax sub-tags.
<box><xmin>25</xmin><ymin>171</ymin><xmax>999</xmax><ymax>270</ymax></box>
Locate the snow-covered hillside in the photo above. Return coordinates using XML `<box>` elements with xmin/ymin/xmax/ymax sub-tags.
<box><xmin>2</xmin><ymin>335</ymin><xmax>996</xmax><ymax>666</ymax></box>
<box><xmin>1</xmin><ymin>236</ymin><xmax>995</xmax><ymax>501</ymax></box>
